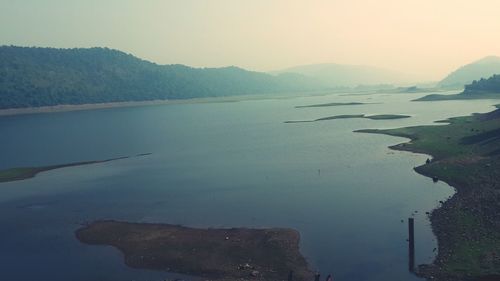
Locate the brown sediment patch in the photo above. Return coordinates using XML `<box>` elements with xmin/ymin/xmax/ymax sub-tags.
<box><xmin>76</xmin><ymin>220</ymin><xmax>313</xmax><ymax>281</ymax></box>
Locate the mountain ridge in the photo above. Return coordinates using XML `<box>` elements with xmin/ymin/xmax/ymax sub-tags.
<box><xmin>438</xmin><ymin>56</ymin><xmax>500</xmax><ymax>88</ymax></box>
<box><xmin>0</xmin><ymin>46</ymin><xmax>325</xmax><ymax>109</ymax></box>
<box><xmin>271</xmin><ymin>63</ymin><xmax>414</xmax><ymax>87</ymax></box>
<box><xmin>415</xmin><ymin>73</ymin><xmax>500</xmax><ymax>101</ymax></box>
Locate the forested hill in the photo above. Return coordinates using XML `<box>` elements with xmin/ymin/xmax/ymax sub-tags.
<box><xmin>438</xmin><ymin>56</ymin><xmax>500</xmax><ymax>89</ymax></box>
<box><xmin>0</xmin><ymin>46</ymin><xmax>324</xmax><ymax>109</ymax></box>
<box><xmin>415</xmin><ymin>74</ymin><xmax>500</xmax><ymax>101</ymax></box>
<box><xmin>463</xmin><ymin>74</ymin><xmax>500</xmax><ymax>94</ymax></box>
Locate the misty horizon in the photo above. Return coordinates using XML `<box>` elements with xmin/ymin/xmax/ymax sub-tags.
<box><xmin>1</xmin><ymin>0</ymin><xmax>500</xmax><ymax>81</ymax></box>
<box><xmin>2</xmin><ymin>1</ymin><xmax>500</xmax><ymax>281</ymax></box>
<box><xmin>3</xmin><ymin>44</ymin><xmax>499</xmax><ymax>85</ymax></box>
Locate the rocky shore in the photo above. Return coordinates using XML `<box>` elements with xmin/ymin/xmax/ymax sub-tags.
<box><xmin>357</xmin><ymin>106</ymin><xmax>500</xmax><ymax>281</ymax></box>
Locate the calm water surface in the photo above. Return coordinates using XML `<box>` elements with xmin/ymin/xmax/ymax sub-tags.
<box><xmin>0</xmin><ymin>92</ymin><xmax>498</xmax><ymax>281</ymax></box>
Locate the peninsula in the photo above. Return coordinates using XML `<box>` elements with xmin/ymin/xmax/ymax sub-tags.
<box><xmin>0</xmin><ymin>154</ymin><xmax>150</xmax><ymax>183</ymax></box>
<box><xmin>357</xmin><ymin>105</ymin><xmax>500</xmax><ymax>281</ymax></box>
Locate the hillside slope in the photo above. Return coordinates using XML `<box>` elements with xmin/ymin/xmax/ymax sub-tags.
<box><xmin>273</xmin><ymin>63</ymin><xmax>412</xmax><ymax>87</ymax></box>
<box><xmin>0</xmin><ymin>46</ymin><xmax>324</xmax><ymax>109</ymax></box>
<box><xmin>438</xmin><ymin>56</ymin><xmax>500</xmax><ymax>89</ymax></box>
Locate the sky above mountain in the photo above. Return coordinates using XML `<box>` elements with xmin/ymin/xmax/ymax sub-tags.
<box><xmin>1</xmin><ymin>0</ymin><xmax>500</xmax><ymax>81</ymax></box>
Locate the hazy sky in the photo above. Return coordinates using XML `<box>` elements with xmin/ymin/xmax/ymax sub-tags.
<box><xmin>1</xmin><ymin>0</ymin><xmax>500</xmax><ymax>80</ymax></box>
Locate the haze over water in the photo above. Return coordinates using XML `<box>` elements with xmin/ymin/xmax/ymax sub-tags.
<box><xmin>0</xmin><ymin>92</ymin><xmax>498</xmax><ymax>281</ymax></box>
<box><xmin>2</xmin><ymin>0</ymin><xmax>500</xmax><ymax>80</ymax></box>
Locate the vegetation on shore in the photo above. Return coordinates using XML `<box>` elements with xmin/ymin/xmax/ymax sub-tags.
<box><xmin>416</xmin><ymin>74</ymin><xmax>500</xmax><ymax>101</ymax></box>
<box><xmin>285</xmin><ymin>114</ymin><xmax>410</xmax><ymax>123</ymax></box>
<box><xmin>76</xmin><ymin>221</ymin><xmax>313</xmax><ymax>281</ymax></box>
<box><xmin>357</xmin><ymin>106</ymin><xmax>500</xmax><ymax>281</ymax></box>
<box><xmin>0</xmin><ymin>154</ymin><xmax>150</xmax><ymax>183</ymax></box>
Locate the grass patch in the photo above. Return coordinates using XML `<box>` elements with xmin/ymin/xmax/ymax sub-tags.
<box><xmin>0</xmin><ymin>154</ymin><xmax>150</xmax><ymax>183</ymax></box>
<box><xmin>0</xmin><ymin>167</ymin><xmax>39</xmax><ymax>182</ymax></box>
<box><xmin>357</xmin><ymin>108</ymin><xmax>500</xmax><ymax>281</ymax></box>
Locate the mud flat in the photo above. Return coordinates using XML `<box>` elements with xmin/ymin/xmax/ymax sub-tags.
<box><xmin>76</xmin><ymin>220</ymin><xmax>313</xmax><ymax>281</ymax></box>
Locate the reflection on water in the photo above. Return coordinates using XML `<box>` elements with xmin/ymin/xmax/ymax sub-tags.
<box><xmin>0</xmin><ymin>92</ymin><xmax>497</xmax><ymax>281</ymax></box>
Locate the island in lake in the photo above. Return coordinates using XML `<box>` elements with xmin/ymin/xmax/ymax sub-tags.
<box><xmin>357</xmin><ymin>105</ymin><xmax>500</xmax><ymax>281</ymax></box>
<box><xmin>76</xmin><ymin>221</ymin><xmax>313</xmax><ymax>281</ymax></box>
<box><xmin>0</xmin><ymin>154</ymin><xmax>151</xmax><ymax>183</ymax></box>
<box><xmin>285</xmin><ymin>114</ymin><xmax>410</xmax><ymax>123</ymax></box>
<box><xmin>295</xmin><ymin>102</ymin><xmax>369</xmax><ymax>108</ymax></box>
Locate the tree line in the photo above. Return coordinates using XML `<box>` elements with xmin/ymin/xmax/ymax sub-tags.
<box><xmin>0</xmin><ymin>46</ymin><xmax>323</xmax><ymax>109</ymax></box>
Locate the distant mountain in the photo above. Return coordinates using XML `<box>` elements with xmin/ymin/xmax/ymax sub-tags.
<box><xmin>438</xmin><ymin>56</ymin><xmax>500</xmax><ymax>89</ymax></box>
<box><xmin>416</xmin><ymin>74</ymin><xmax>500</xmax><ymax>101</ymax></box>
<box><xmin>272</xmin><ymin>63</ymin><xmax>413</xmax><ymax>87</ymax></box>
<box><xmin>0</xmin><ymin>46</ymin><xmax>325</xmax><ymax>109</ymax></box>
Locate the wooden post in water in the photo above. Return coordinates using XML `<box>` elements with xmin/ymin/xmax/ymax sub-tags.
<box><xmin>408</xmin><ymin>217</ymin><xmax>415</xmax><ymax>272</ymax></box>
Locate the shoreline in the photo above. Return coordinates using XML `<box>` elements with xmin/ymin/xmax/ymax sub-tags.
<box><xmin>356</xmin><ymin>107</ymin><xmax>500</xmax><ymax>281</ymax></box>
<box><xmin>0</xmin><ymin>99</ymin><xmax>232</xmax><ymax>117</ymax></box>
<box><xmin>0</xmin><ymin>91</ymin><xmax>336</xmax><ymax>117</ymax></box>
<box><xmin>0</xmin><ymin>100</ymin><xmax>171</xmax><ymax>116</ymax></box>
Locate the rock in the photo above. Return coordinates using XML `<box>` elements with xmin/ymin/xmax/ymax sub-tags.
<box><xmin>239</xmin><ymin>263</ymin><xmax>252</xmax><ymax>270</ymax></box>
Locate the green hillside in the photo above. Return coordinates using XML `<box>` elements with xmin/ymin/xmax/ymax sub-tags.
<box><xmin>0</xmin><ymin>46</ymin><xmax>324</xmax><ymax>109</ymax></box>
<box><xmin>416</xmin><ymin>74</ymin><xmax>500</xmax><ymax>101</ymax></box>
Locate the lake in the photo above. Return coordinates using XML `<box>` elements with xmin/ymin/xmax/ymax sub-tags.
<box><xmin>0</xmin><ymin>91</ymin><xmax>497</xmax><ymax>281</ymax></box>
